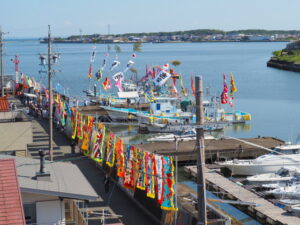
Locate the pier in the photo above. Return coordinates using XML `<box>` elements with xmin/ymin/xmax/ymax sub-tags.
<box><xmin>137</xmin><ymin>137</ymin><xmax>284</xmax><ymax>162</ymax></box>
<box><xmin>184</xmin><ymin>165</ymin><xmax>300</xmax><ymax>225</ymax></box>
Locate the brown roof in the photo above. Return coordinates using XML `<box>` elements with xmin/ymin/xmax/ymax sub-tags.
<box><xmin>0</xmin><ymin>159</ymin><xmax>26</xmax><ymax>225</ymax></box>
<box><xmin>0</xmin><ymin>96</ymin><xmax>9</xmax><ymax>112</ymax></box>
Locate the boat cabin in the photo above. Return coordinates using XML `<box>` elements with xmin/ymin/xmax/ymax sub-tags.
<box><xmin>271</xmin><ymin>144</ymin><xmax>300</xmax><ymax>155</ymax></box>
<box><xmin>149</xmin><ymin>97</ymin><xmax>179</xmax><ymax>114</ymax></box>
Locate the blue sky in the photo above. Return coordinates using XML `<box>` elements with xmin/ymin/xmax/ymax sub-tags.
<box><xmin>2</xmin><ymin>0</ymin><xmax>300</xmax><ymax>38</ymax></box>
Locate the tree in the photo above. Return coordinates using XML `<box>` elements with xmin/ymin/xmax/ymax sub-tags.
<box><xmin>133</xmin><ymin>42</ymin><xmax>142</xmax><ymax>52</ymax></box>
<box><xmin>170</xmin><ymin>60</ymin><xmax>182</xmax><ymax>67</ymax></box>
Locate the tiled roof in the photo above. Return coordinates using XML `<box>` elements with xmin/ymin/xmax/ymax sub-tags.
<box><xmin>0</xmin><ymin>159</ymin><xmax>26</xmax><ymax>225</ymax></box>
<box><xmin>0</xmin><ymin>96</ymin><xmax>9</xmax><ymax>112</ymax></box>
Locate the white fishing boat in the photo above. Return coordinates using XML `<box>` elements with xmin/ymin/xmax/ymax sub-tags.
<box><xmin>218</xmin><ymin>143</ymin><xmax>300</xmax><ymax>175</ymax></box>
<box><xmin>246</xmin><ymin>167</ymin><xmax>300</xmax><ymax>184</ymax></box>
<box><xmin>147</xmin><ymin>129</ymin><xmax>215</xmax><ymax>142</ymax></box>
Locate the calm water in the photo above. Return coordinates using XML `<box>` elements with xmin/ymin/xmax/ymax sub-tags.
<box><xmin>4</xmin><ymin>40</ymin><xmax>300</xmax><ymax>142</ymax></box>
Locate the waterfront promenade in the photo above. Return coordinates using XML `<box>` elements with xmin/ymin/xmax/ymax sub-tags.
<box><xmin>22</xmin><ymin>102</ymin><xmax>159</xmax><ymax>225</ymax></box>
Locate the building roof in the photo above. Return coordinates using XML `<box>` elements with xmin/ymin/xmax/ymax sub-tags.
<box><xmin>0</xmin><ymin>159</ymin><xmax>26</xmax><ymax>225</ymax></box>
<box><xmin>0</xmin><ymin>96</ymin><xmax>9</xmax><ymax>112</ymax></box>
<box><xmin>0</xmin><ymin>155</ymin><xmax>100</xmax><ymax>201</ymax></box>
<box><xmin>0</xmin><ymin>122</ymin><xmax>32</xmax><ymax>152</ymax></box>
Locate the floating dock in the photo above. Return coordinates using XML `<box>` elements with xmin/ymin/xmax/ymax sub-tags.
<box><xmin>137</xmin><ymin>137</ymin><xmax>284</xmax><ymax>162</ymax></box>
<box><xmin>184</xmin><ymin>166</ymin><xmax>300</xmax><ymax>225</ymax></box>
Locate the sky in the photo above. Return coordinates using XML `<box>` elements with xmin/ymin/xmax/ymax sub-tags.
<box><xmin>2</xmin><ymin>0</ymin><xmax>300</xmax><ymax>38</ymax></box>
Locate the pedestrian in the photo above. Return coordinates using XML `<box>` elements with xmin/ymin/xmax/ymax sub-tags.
<box><xmin>104</xmin><ymin>173</ymin><xmax>110</xmax><ymax>193</ymax></box>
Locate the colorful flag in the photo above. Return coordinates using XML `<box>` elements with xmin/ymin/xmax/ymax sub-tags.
<box><xmin>123</xmin><ymin>60</ymin><xmax>135</xmax><ymax>73</ymax></box>
<box><xmin>220</xmin><ymin>74</ymin><xmax>229</xmax><ymax>104</ymax></box>
<box><xmin>131</xmin><ymin>53</ymin><xmax>137</xmax><ymax>58</ymax></box>
<box><xmin>106</xmin><ymin>132</ymin><xmax>116</xmax><ymax>167</ymax></box>
<box><xmin>145</xmin><ymin>152</ymin><xmax>155</xmax><ymax>198</ymax></box>
<box><xmin>230</xmin><ymin>73</ymin><xmax>237</xmax><ymax>95</ymax></box>
<box><xmin>161</xmin><ymin>156</ymin><xmax>177</xmax><ymax>211</ymax></box>
<box><xmin>102</xmin><ymin>77</ymin><xmax>112</xmax><ymax>90</ymax></box>
<box><xmin>112</xmin><ymin>72</ymin><xmax>124</xmax><ymax>82</ymax></box>
<box><xmin>115</xmin><ymin>78</ymin><xmax>123</xmax><ymax>92</ymax></box>
<box><xmin>180</xmin><ymin>76</ymin><xmax>187</xmax><ymax>97</ymax></box>
<box><xmin>90</xmin><ymin>46</ymin><xmax>96</xmax><ymax>63</ymax></box>
<box><xmin>163</xmin><ymin>64</ymin><xmax>169</xmax><ymax>70</ymax></box>
<box><xmin>115</xmin><ymin>138</ymin><xmax>125</xmax><ymax>177</ymax></box>
<box><xmin>91</xmin><ymin>123</ymin><xmax>106</xmax><ymax>162</ymax></box>
<box><xmin>95</xmin><ymin>69</ymin><xmax>103</xmax><ymax>81</ymax></box>
<box><xmin>154</xmin><ymin>155</ymin><xmax>164</xmax><ymax>205</ymax></box>
<box><xmin>110</xmin><ymin>60</ymin><xmax>120</xmax><ymax>71</ymax></box>
<box><xmin>153</xmin><ymin>70</ymin><xmax>171</xmax><ymax>86</ymax></box>
<box><xmin>191</xmin><ymin>75</ymin><xmax>195</xmax><ymax>96</ymax></box>
<box><xmin>136</xmin><ymin>151</ymin><xmax>146</xmax><ymax>190</ymax></box>
<box><xmin>124</xmin><ymin>145</ymin><xmax>136</xmax><ymax>190</ymax></box>
<box><xmin>88</xmin><ymin>64</ymin><xmax>93</xmax><ymax>79</ymax></box>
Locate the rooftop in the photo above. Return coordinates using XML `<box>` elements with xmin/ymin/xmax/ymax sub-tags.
<box><xmin>0</xmin><ymin>155</ymin><xmax>100</xmax><ymax>201</ymax></box>
<box><xmin>0</xmin><ymin>159</ymin><xmax>26</xmax><ymax>225</ymax></box>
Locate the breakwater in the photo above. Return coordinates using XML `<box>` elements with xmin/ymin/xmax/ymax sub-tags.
<box><xmin>267</xmin><ymin>59</ymin><xmax>300</xmax><ymax>72</ymax></box>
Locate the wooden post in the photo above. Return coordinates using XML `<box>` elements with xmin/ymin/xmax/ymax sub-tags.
<box><xmin>195</xmin><ymin>76</ymin><xmax>207</xmax><ymax>224</ymax></box>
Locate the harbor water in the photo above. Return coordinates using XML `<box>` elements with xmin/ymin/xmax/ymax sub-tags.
<box><xmin>5</xmin><ymin>40</ymin><xmax>300</xmax><ymax>141</ymax></box>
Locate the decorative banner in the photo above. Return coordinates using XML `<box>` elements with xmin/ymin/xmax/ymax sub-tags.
<box><xmin>180</xmin><ymin>76</ymin><xmax>187</xmax><ymax>97</ymax></box>
<box><xmin>110</xmin><ymin>60</ymin><xmax>120</xmax><ymax>71</ymax></box>
<box><xmin>95</xmin><ymin>69</ymin><xmax>103</xmax><ymax>81</ymax></box>
<box><xmin>154</xmin><ymin>155</ymin><xmax>164</xmax><ymax>205</ymax></box>
<box><xmin>191</xmin><ymin>75</ymin><xmax>195</xmax><ymax>96</ymax></box>
<box><xmin>124</xmin><ymin>145</ymin><xmax>136</xmax><ymax>190</ymax></box>
<box><xmin>106</xmin><ymin>132</ymin><xmax>116</xmax><ymax>167</ymax></box>
<box><xmin>91</xmin><ymin>123</ymin><xmax>106</xmax><ymax>162</ymax></box>
<box><xmin>153</xmin><ymin>70</ymin><xmax>171</xmax><ymax>87</ymax></box>
<box><xmin>131</xmin><ymin>53</ymin><xmax>136</xmax><ymax>58</ymax></box>
<box><xmin>161</xmin><ymin>156</ymin><xmax>177</xmax><ymax>211</ymax></box>
<box><xmin>162</xmin><ymin>63</ymin><xmax>169</xmax><ymax>70</ymax></box>
<box><xmin>115</xmin><ymin>78</ymin><xmax>123</xmax><ymax>92</ymax></box>
<box><xmin>90</xmin><ymin>46</ymin><xmax>96</xmax><ymax>63</ymax></box>
<box><xmin>136</xmin><ymin>151</ymin><xmax>146</xmax><ymax>190</ymax></box>
<box><xmin>220</xmin><ymin>74</ymin><xmax>229</xmax><ymax>104</ymax></box>
<box><xmin>102</xmin><ymin>77</ymin><xmax>112</xmax><ymax>90</ymax></box>
<box><xmin>71</xmin><ymin>109</ymin><xmax>78</xmax><ymax>139</ymax></box>
<box><xmin>88</xmin><ymin>64</ymin><xmax>93</xmax><ymax>79</ymax></box>
<box><xmin>112</xmin><ymin>72</ymin><xmax>124</xmax><ymax>82</ymax></box>
<box><xmin>123</xmin><ymin>60</ymin><xmax>135</xmax><ymax>73</ymax></box>
<box><xmin>115</xmin><ymin>138</ymin><xmax>125</xmax><ymax>177</ymax></box>
<box><xmin>101</xmin><ymin>53</ymin><xmax>108</xmax><ymax>70</ymax></box>
<box><xmin>145</xmin><ymin>152</ymin><xmax>155</xmax><ymax>198</ymax></box>
<box><xmin>77</xmin><ymin>114</ymin><xmax>83</xmax><ymax>140</ymax></box>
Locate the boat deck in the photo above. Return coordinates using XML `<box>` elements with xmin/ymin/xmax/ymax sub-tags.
<box><xmin>184</xmin><ymin>165</ymin><xmax>300</xmax><ymax>225</ymax></box>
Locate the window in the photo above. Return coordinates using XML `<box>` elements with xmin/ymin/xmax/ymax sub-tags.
<box><xmin>23</xmin><ymin>203</ymin><xmax>36</xmax><ymax>224</ymax></box>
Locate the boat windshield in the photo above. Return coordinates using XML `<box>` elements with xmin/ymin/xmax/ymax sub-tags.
<box><xmin>271</xmin><ymin>148</ymin><xmax>299</xmax><ymax>155</ymax></box>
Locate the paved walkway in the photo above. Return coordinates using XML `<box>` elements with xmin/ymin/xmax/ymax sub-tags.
<box><xmin>23</xmin><ymin>104</ymin><xmax>159</xmax><ymax>225</ymax></box>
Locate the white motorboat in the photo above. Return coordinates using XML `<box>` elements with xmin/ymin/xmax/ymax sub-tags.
<box><xmin>218</xmin><ymin>143</ymin><xmax>300</xmax><ymax>176</ymax></box>
<box><xmin>147</xmin><ymin>129</ymin><xmax>215</xmax><ymax>142</ymax></box>
<box><xmin>267</xmin><ymin>183</ymin><xmax>300</xmax><ymax>199</ymax></box>
<box><xmin>246</xmin><ymin>167</ymin><xmax>300</xmax><ymax>184</ymax></box>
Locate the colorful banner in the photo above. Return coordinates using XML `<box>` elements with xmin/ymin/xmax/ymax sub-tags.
<box><xmin>115</xmin><ymin>138</ymin><xmax>125</xmax><ymax>177</ymax></box>
<box><xmin>124</xmin><ymin>145</ymin><xmax>136</xmax><ymax>190</ymax></box>
<box><xmin>106</xmin><ymin>132</ymin><xmax>116</xmax><ymax>167</ymax></box>
<box><xmin>145</xmin><ymin>152</ymin><xmax>155</xmax><ymax>198</ymax></box>
<box><xmin>91</xmin><ymin>123</ymin><xmax>106</xmax><ymax>162</ymax></box>
<box><xmin>161</xmin><ymin>156</ymin><xmax>177</xmax><ymax>211</ymax></box>
<box><xmin>154</xmin><ymin>155</ymin><xmax>164</xmax><ymax>205</ymax></box>
<box><xmin>153</xmin><ymin>70</ymin><xmax>171</xmax><ymax>87</ymax></box>
<box><xmin>136</xmin><ymin>151</ymin><xmax>146</xmax><ymax>190</ymax></box>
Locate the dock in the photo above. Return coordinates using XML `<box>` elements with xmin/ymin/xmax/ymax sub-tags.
<box><xmin>136</xmin><ymin>137</ymin><xmax>284</xmax><ymax>162</ymax></box>
<box><xmin>184</xmin><ymin>165</ymin><xmax>300</xmax><ymax>225</ymax></box>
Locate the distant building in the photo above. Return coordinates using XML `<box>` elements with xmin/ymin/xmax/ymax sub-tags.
<box><xmin>248</xmin><ymin>35</ymin><xmax>273</xmax><ymax>41</ymax></box>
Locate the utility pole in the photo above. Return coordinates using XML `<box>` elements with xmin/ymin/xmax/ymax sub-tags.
<box><xmin>195</xmin><ymin>76</ymin><xmax>207</xmax><ymax>225</ymax></box>
<box><xmin>48</xmin><ymin>25</ymin><xmax>53</xmax><ymax>161</ymax></box>
<box><xmin>0</xmin><ymin>26</ymin><xmax>4</xmax><ymax>97</ymax></box>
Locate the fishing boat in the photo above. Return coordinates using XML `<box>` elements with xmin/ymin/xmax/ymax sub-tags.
<box><xmin>218</xmin><ymin>143</ymin><xmax>300</xmax><ymax>175</ymax></box>
<box><xmin>246</xmin><ymin>167</ymin><xmax>300</xmax><ymax>184</ymax></box>
<box><xmin>147</xmin><ymin>129</ymin><xmax>215</xmax><ymax>142</ymax></box>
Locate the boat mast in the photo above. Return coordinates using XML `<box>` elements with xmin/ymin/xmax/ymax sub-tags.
<box><xmin>195</xmin><ymin>76</ymin><xmax>207</xmax><ymax>224</ymax></box>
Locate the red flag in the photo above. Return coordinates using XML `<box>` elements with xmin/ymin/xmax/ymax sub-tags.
<box><xmin>220</xmin><ymin>74</ymin><xmax>228</xmax><ymax>104</ymax></box>
<box><xmin>191</xmin><ymin>75</ymin><xmax>195</xmax><ymax>96</ymax></box>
